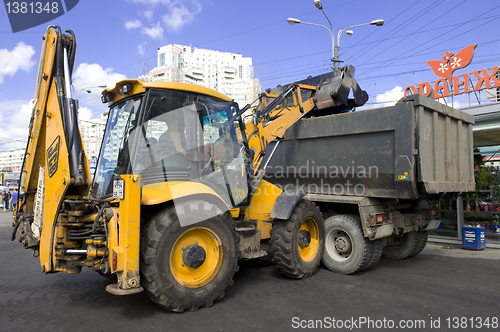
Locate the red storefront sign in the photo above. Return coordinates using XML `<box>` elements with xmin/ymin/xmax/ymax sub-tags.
<box><xmin>404</xmin><ymin>45</ymin><xmax>500</xmax><ymax>99</ymax></box>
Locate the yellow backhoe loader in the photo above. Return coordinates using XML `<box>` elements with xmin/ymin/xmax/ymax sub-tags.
<box><xmin>13</xmin><ymin>26</ymin><xmax>369</xmax><ymax>312</ymax></box>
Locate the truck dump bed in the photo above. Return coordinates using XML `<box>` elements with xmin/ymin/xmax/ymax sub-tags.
<box><xmin>264</xmin><ymin>94</ymin><xmax>475</xmax><ymax>199</ymax></box>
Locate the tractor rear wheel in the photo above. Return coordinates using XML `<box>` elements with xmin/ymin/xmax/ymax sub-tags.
<box><xmin>140</xmin><ymin>201</ymin><xmax>238</xmax><ymax>312</ymax></box>
<box><xmin>270</xmin><ymin>199</ymin><xmax>324</xmax><ymax>279</ymax></box>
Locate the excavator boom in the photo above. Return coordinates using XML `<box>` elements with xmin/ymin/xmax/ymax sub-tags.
<box><xmin>13</xmin><ymin>26</ymin><xmax>91</xmax><ymax>271</ymax></box>
<box><xmin>242</xmin><ymin>65</ymin><xmax>368</xmax><ymax>172</ymax></box>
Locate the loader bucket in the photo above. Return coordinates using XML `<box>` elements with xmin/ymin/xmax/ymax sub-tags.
<box><xmin>266</xmin><ymin>65</ymin><xmax>368</xmax><ymax>117</ymax></box>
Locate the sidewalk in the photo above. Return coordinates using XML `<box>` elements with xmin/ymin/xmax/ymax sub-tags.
<box><xmin>422</xmin><ymin>241</ymin><xmax>500</xmax><ymax>260</ymax></box>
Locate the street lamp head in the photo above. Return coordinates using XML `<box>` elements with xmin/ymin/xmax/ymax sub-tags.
<box><xmin>313</xmin><ymin>0</ymin><xmax>323</xmax><ymax>10</ymax></box>
<box><xmin>346</xmin><ymin>30</ymin><xmax>354</xmax><ymax>36</ymax></box>
<box><xmin>287</xmin><ymin>18</ymin><xmax>301</xmax><ymax>25</ymax></box>
<box><xmin>370</xmin><ymin>19</ymin><xmax>384</xmax><ymax>26</ymax></box>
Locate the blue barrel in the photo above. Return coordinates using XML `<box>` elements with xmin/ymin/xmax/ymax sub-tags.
<box><xmin>462</xmin><ymin>227</ymin><xmax>486</xmax><ymax>250</ymax></box>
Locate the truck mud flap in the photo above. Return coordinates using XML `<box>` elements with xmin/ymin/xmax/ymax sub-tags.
<box><xmin>370</xmin><ymin>224</ymin><xmax>394</xmax><ymax>240</ymax></box>
<box><xmin>425</xmin><ymin>219</ymin><xmax>441</xmax><ymax>230</ymax></box>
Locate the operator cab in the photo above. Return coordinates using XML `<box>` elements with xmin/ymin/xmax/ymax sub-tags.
<box><xmin>93</xmin><ymin>81</ymin><xmax>252</xmax><ymax>208</ymax></box>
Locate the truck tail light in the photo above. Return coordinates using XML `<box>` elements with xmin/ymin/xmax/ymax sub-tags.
<box><xmin>371</xmin><ymin>214</ymin><xmax>385</xmax><ymax>224</ymax></box>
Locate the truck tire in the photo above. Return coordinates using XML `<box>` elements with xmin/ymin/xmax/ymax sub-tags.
<box><xmin>409</xmin><ymin>230</ymin><xmax>428</xmax><ymax>257</ymax></box>
<box><xmin>382</xmin><ymin>231</ymin><xmax>419</xmax><ymax>260</ymax></box>
<box><xmin>269</xmin><ymin>199</ymin><xmax>324</xmax><ymax>279</ymax></box>
<box><xmin>322</xmin><ymin>214</ymin><xmax>372</xmax><ymax>275</ymax></box>
<box><xmin>346</xmin><ymin>214</ymin><xmax>382</xmax><ymax>272</ymax></box>
<box><xmin>363</xmin><ymin>239</ymin><xmax>383</xmax><ymax>271</ymax></box>
<box><xmin>140</xmin><ymin>201</ymin><xmax>239</xmax><ymax>312</ymax></box>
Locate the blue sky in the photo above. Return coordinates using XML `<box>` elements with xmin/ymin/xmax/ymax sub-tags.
<box><xmin>1</xmin><ymin>0</ymin><xmax>499</xmax><ymax>151</ymax></box>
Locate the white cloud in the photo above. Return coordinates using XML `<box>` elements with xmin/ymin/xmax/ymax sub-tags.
<box><xmin>435</xmin><ymin>98</ymin><xmax>468</xmax><ymax>110</ymax></box>
<box><xmin>375</xmin><ymin>86</ymin><xmax>404</xmax><ymax>107</ymax></box>
<box><xmin>129</xmin><ymin>0</ymin><xmax>202</xmax><ymax>33</ymax></box>
<box><xmin>78</xmin><ymin>107</ymin><xmax>92</xmax><ymax>121</ymax></box>
<box><xmin>162</xmin><ymin>2</ymin><xmax>201</xmax><ymax>31</ymax></box>
<box><xmin>0</xmin><ymin>42</ymin><xmax>36</xmax><ymax>84</ymax></box>
<box><xmin>125</xmin><ymin>19</ymin><xmax>142</xmax><ymax>29</ymax></box>
<box><xmin>73</xmin><ymin>63</ymin><xmax>127</xmax><ymax>93</ymax></box>
<box><xmin>72</xmin><ymin>63</ymin><xmax>127</xmax><ymax>118</ymax></box>
<box><xmin>143</xmin><ymin>10</ymin><xmax>153</xmax><ymax>20</ymax></box>
<box><xmin>137</xmin><ymin>43</ymin><xmax>145</xmax><ymax>56</ymax></box>
<box><xmin>0</xmin><ymin>100</ymin><xmax>33</xmax><ymax>151</ymax></box>
<box><xmin>142</xmin><ymin>22</ymin><xmax>164</xmax><ymax>39</ymax></box>
<box><xmin>0</xmin><ymin>62</ymin><xmax>127</xmax><ymax>151</ymax></box>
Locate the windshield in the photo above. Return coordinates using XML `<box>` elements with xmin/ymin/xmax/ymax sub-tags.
<box><xmin>92</xmin><ymin>96</ymin><xmax>141</xmax><ymax>197</ymax></box>
<box><xmin>92</xmin><ymin>88</ymin><xmax>251</xmax><ymax>206</ymax></box>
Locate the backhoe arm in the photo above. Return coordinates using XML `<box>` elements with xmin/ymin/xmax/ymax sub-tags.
<box><xmin>244</xmin><ymin>83</ymin><xmax>317</xmax><ymax>171</ymax></box>
<box><xmin>243</xmin><ymin>66</ymin><xmax>368</xmax><ymax>172</ymax></box>
<box><xmin>13</xmin><ymin>26</ymin><xmax>91</xmax><ymax>273</ymax></box>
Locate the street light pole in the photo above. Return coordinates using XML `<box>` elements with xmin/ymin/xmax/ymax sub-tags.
<box><xmin>336</xmin><ymin>19</ymin><xmax>384</xmax><ymax>65</ymax></box>
<box><xmin>288</xmin><ymin>0</ymin><xmax>384</xmax><ymax>70</ymax></box>
<box><xmin>287</xmin><ymin>18</ymin><xmax>335</xmax><ymax>61</ymax></box>
<box><xmin>77</xmin><ymin>85</ymin><xmax>107</xmax><ymax>110</ymax></box>
<box><xmin>312</xmin><ymin>0</ymin><xmax>338</xmax><ymax>69</ymax></box>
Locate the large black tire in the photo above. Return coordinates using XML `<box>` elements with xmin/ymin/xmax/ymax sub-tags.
<box><xmin>382</xmin><ymin>230</ymin><xmax>423</xmax><ymax>260</ymax></box>
<box><xmin>269</xmin><ymin>199</ymin><xmax>324</xmax><ymax>279</ymax></box>
<box><xmin>363</xmin><ymin>239</ymin><xmax>383</xmax><ymax>271</ymax></box>
<box><xmin>347</xmin><ymin>215</ymin><xmax>382</xmax><ymax>272</ymax></box>
<box><xmin>322</xmin><ymin>214</ymin><xmax>372</xmax><ymax>275</ymax></box>
<box><xmin>408</xmin><ymin>230</ymin><xmax>428</xmax><ymax>257</ymax></box>
<box><xmin>140</xmin><ymin>201</ymin><xmax>239</xmax><ymax>312</ymax></box>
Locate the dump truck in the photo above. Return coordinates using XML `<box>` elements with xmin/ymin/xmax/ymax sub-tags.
<box><xmin>12</xmin><ymin>26</ymin><xmax>372</xmax><ymax>312</ymax></box>
<box><xmin>262</xmin><ymin>94</ymin><xmax>475</xmax><ymax>273</ymax></box>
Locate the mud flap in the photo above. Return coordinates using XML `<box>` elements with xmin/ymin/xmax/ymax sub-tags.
<box><xmin>271</xmin><ymin>190</ymin><xmax>307</xmax><ymax>220</ymax></box>
<box><xmin>371</xmin><ymin>224</ymin><xmax>394</xmax><ymax>240</ymax></box>
<box><xmin>425</xmin><ymin>219</ymin><xmax>441</xmax><ymax>230</ymax></box>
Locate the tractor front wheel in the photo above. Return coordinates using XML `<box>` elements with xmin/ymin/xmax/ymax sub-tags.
<box><xmin>140</xmin><ymin>201</ymin><xmax>238</xmax><ymax>312</ymax></box>
<box><xmin>270</xmin><ymin>199</ymin><xmax>324</xmax><ymax>279</ymax></box>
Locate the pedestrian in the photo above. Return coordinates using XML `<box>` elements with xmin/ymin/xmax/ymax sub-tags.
<box><xmin>2</xmin><ymin>191</ymin><xmax>8</xmax><ymax>211</ymax></box>
<box><xmin>10</xmin><ymin>189</ymin><xmax>18</xmax><ymax>211</ymax></box>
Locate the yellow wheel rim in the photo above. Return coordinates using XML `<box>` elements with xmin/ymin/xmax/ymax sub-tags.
<box><xmin>170</xmin><ymin>227</ymin><xmax>223</xmax><ymax>288</ymax></box>
<box><xmin>298</xmin><ymin>217</ymin><xmax>320</xmax><ymax>262</ymax></box>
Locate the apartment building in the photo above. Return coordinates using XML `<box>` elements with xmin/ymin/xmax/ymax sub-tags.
<box><xmin>142</xmin><ymin>44</ymin><xmax>261</xmax><ymax>107</ymax></box>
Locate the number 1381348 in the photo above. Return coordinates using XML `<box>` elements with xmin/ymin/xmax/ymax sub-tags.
<box><xmin>5</xmin><ymin>2</ymin><xmax>59</xmax><ymax>14</ymax></box>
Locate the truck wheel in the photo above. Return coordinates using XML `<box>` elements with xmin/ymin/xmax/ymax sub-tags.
<box><xmin>363</xmin><ymin>239</ymin><xmax>383</xmax><ymax>271</ymax></box>
<box><xmin>269</xmin><ymin>199</ymin><xmax>324</xmax><ymax>279</ymax></box>
<box><xmin>346</xmin><ymin>215</ymin><xmax>382</xmax><ymax>272</ymax></box>
<box><xmin>322</xmin><ymin>214</ymin><xmax>372</xmax><ymax>275</ymax></box>
<box><xmin>409</xmin><ymin>230</ymin><xmax>428</xmax><ymax>257</ymax></box>
<box><xmin>140</xmin><ymin>201</ymin><xmax>239</xmax><ymax>312</ymax></box>
<box><xmin>382</xmin><ymin>231</ymin><xmax>419</xmax><ymax>260</ymax></box>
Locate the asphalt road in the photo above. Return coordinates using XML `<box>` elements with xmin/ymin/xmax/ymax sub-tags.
<box><xmin>1</xmin><ymin>211</ymin><xmax>499</xmax><ymax>332</ymax></box>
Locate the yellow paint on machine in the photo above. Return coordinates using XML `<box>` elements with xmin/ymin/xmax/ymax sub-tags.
<box><xmin>141</xmin><ymin>181</ymin><xmax>230</xmax><ymax>209</ymax></box>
